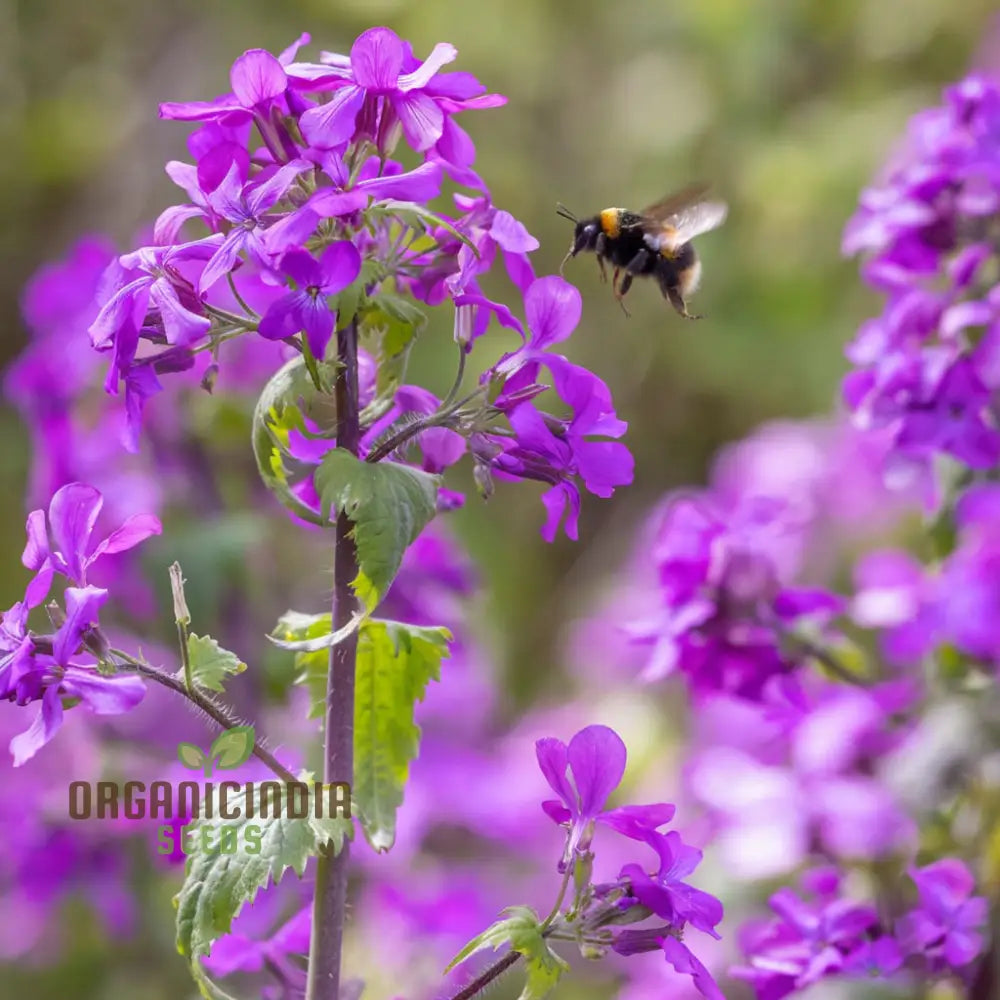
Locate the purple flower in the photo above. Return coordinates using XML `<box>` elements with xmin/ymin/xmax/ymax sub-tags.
<box><xmin>622</xmin><ymin>492</ymin><xmax>841</xmax><ymax>699</ymax></box>
<box><xmin>21</xmin><ymin>483</ymin><xmax>162</xmax><ymax>608</ymax></box>
<box><xmin>896</xmin><ymin>859</ymin><xmax>987</xmax><ymax>971</ymax></box>
<box><xmin>851</xmin><ymin>550</ymin><xmax>938</xmax><ymax>664</ymax></box>
<box><xmin>535</xmin><ymin>725</ymin><xmax>675</xmax><ymax>871</ymax></box>
<box><xmin>446</xmin><ymin>191</ymin><xmax>539</xmax><ymax>297</ymax></box>
<box><xmin>159</xmin><ymin>42</ymin><xmax>309</xmax><ymax>164</ymax></box>
<box><xmin>687</xmin><ymin>683</ymin><xmax>914</xmax><ymax>879</ymax></box>
<box><xmin>257</xmin><ymin>243</ymin><xmax>362</xmax><ymax>357</ymax></box>
<box><xmin>89</xmin><ymin>237</ymin><xmax>221</xmax><ymax>354</ymax></box>
<box><xmin>160</xmin><ymin>47</ymin><xmax>293</xmax><ymax>124</ymax></box>
<box><xmin>491</xmin><ymin>400</ymin><xmax>633</xmax><ymax>541</ymax></box>
<box><xmin>619</xmin><ymin>830</ymin><xmax>724</xmax><ymax>938</ymax></box>
<box><xmin>843</xmin><ymin>73</ymin><xmax>1000</xmax><ymax>501</ymax></box>
<box><xmin>197</xmin><ymin>159</ymin><xmax>312</xmax><ymax>294</ymax></box>
<box><xmin>0</xmin><ymin>591</ymin><xmax>146</xmax><ymax>765</ymax></box>
<box><xmin>296</xmin><ymin>27</ymin><xmax>462</xmax><ymax>152</ymax></box>
<box><xmin>731</xmin><ymin>884</ymin><xmax>879</xmax><ymax>998</ymax></box>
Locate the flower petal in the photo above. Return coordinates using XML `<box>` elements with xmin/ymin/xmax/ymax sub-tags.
<box><xmin>301</xmin><ymin>296</ymin><xmax>336</xmax><ymax>359</ymax></box>
<box><xmin>54</xmin><ymin>586</ymin><xmax>108</xmax><ymax>664</ymax></box>
<box><xmin>300</xmin><ymin>84</ymin><xmax>366</xmax><ymax>149</ymax></box>
<box><xmin>358</xmin><ymin>160</ymin><xmax>443</xmax><ymax>203</ymax></box>
<box><xmin>49</xmin><ymin>483</ymin><xmax>103</xmax><ymax>585</ymax></box>
<box><xmin>318</xmin><ymin>241</ymin><xmax>363</xmax><ymax>293</ymax></box>
<box><xmin>350</xmin><ymin>27</ymin><xmax>405</xmax><ymax>91</ymax></box>
<box><xmin>660</xmin><ymin>937</ymin><xmax>725</xmax><ymax>1000</ymax></box>
<box><xmin>230</xmin><ymin>49</ymin><xmax>288</xmax><ymax>108</ymax></box>
<box><xmin>534</xmin><ymin>737</ymin><xmax>576</xmax><ymax>816</ymax></box>
<box><xmin>393</xmin><ymin>92</ymin><xmax>445</xmax><ymax>151</ymax></box>
<box><xmin>61</xmin><ymin>668</ymin><xmax>146</xmax><ymax>716</ymax></box>
<box><xmin>11</xmin><ymin>685</ymin><xmax>64</xmax><ymax>766</ymax></box>
<box><xmin>490</xmin><ymin>210</ymin><xmax>539</xmax><ymax>253</ymax></box>
<box><xmin>525</xmin><ymin>276</ymin><xmax>582</xmax><ymax>349</ymax></box>
<box><xmin>398</xmin><ymin>42</ymin><xmax>457</xmax><ymax>91</ymax></box>
<box><xmin>90</xmin><ymin>513</ymin><xmax>163</xmax><ymax>562</ymax></box>
<box><xmin>567</xmin><ymin>725</ymin><xmax>627</xmax><ymax>819</ymax></box>
<box><xmin>21</xmin><ymin>509</ymin><xmax>49</xmax><ymax>572</ymax></box>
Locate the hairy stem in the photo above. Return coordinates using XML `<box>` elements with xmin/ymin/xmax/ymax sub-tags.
<box><xmin>306</xmin><ymin>318</ymin><xmax>361</xmax><ymax>1000</ymax></box>
<box><xmin>107</xmin><ymin>648</ymin><xmax>295</xmax><ymax>783</ymax></box>
<box><xmin>445</xmin><ymin>952</ymin><xmax>522</xmax><ymax>1000</ymax></box>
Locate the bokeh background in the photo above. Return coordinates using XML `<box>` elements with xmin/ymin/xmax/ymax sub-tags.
<box><xmin>1</xmin><ymin>0</ymin><xmax>998</xmax><ymax>997</ymax></box>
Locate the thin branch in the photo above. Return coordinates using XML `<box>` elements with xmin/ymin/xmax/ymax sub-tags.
<box><xmin>444</xmin><ymin>952</ymin><xmax>522</xmax><ymax>1000</ymax></box>
<box><xmin>108</xmin><ymin>648</ymin><xmax>296</xmax><ymax>783</ymax></box>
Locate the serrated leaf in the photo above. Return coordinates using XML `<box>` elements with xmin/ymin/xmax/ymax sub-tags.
<box><xmin>174</xmin><ymin>783</ymin><xmax>353</xmax><ymax>996</ymax></box>
<box><xmin>267</xmin><ymin>610</ymin><xmax>366</xmax><ymax>652</ymax></box>
<box><xmin>445</xmin><ymin>908</ymin><xmax>539</xmax><ymax>972</ymax></box>
<box><xmin>178</xmin><ymin>743</ymin><xmax>207</xmax><ymax>771</ymax></box>
<box><xmin>359</xmin><ymin>292</ymin><xmax>426</xmax><ymax>398</ymax></box>
<box><xmin>251</xmin><ymin>358</ymin><xmax>328</xmax><ymax>527</ymax></box>
<box><xmin>354</xmin><ymin>619</ymin><xmax>451</xmax><ymax>851</ymax></box>
<box><xmin>185</xmin><ymin>634</ymin><xmax>247</xmax><ymax>693</ymax></box>
<box><xmin>517</xmin><ymin>938</ymin><xmax>569</xmax><ymax>1000</ymax></box>
<box><xmin>314</xmin><ymin>449</ymin><xmax>439</xmax><ymax>609</ymax></box>
<box><xmin>208</xmin><ymin>726</ymin><xmax>255</xmax><ymax>771</ymax></box>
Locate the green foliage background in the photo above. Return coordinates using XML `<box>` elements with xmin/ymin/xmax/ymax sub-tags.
<box><xmin>0</xmin><ymin>0</ymin><xmax>997</xmax><ymax>996</ymax></box>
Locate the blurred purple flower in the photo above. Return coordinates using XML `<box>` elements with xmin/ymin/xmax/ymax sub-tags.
<box><xmin>896</xmin><ymin>859</ymin><xmax>987</xmax><ymax>971</ymax></box>
<box><xmin>731</xmin><ymin>883</ymin><xmax>879</xmax><ymax>998</ymax></box>
<box><xmin>843</xmin><ymin>74</ymin><xmax>1000</xmax><ymax>502</ymax></box>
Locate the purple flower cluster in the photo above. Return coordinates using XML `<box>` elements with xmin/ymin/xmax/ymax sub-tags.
<box><xmin>733</xmin><ymin>861</ymin><xmax>987</xmax><ymax>997</ymax></box>
<box><xmin>537</xmin><ymin>725</ymin><xmax>724</xmax><ymax>1000</ymax></box>
<box><xmin>78</xmin><ymin>27</ymin><xmax>631</xmax><ymax>539</ymax></box>
<box><xmin>1</xmin><ymin>484</ymin><xmax>158</xmax><ymax>764</ymax></box>
<box><xmin>853</xmin><ymin>482</ymin><xmax>1000</xmax><ymax>667</ymax></box>
<box><xmin>844</xmin><ymin>74</ymin><xmax>1000</xmax><ymax>503</ymax></box>
<box><xmin>622</xmin><ymin>486</ymin><xmax>841</xmax><ymax>700</ymax></box>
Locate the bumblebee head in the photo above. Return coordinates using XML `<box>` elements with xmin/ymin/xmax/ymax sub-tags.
<box><xmin>556</xmin><ymin>203</ymin><xmax>599</xmax><ymax>274</ymax></box>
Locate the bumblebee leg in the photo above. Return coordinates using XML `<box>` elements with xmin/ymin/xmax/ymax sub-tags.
<box><xmin>665</xmin><ymin>285</ymin><xmax>702</xmax><ymax>320</ymax></box>
<box><xmin>597</xmin><ymin>256</ymin><xmax>608</xmax><ymax>283</ymax></box>
<box><xmin>612</xmin><ymin>267</ymin><xmax>621</xmax><ymax>293</ymax></box>
<box><xmin>615</xmin><ymin>273</ymin><xmax>634</xmax><ymax>317</ymax></box>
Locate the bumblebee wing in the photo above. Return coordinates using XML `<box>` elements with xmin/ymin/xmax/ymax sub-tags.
<box><xmin>642</xmin><ymin>200</ymin><xmax>728</xmax><ymax>253</ymax></box>
<box><xmin>638</xmin><ymin>183</ymin><xmax>712</xmax><ymax>221</ymax></box>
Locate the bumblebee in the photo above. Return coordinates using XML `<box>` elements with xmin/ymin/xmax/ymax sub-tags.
<box><xmin>557</xmin><ymin>185</ymin><xmax>727</xmax><ymax>319</ymax></box>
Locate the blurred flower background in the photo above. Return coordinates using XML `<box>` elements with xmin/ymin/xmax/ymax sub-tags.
<box><xmin>3</xmin><ymin>1</ymin><xmax>1000</xmax><ymax>998</ymax></box>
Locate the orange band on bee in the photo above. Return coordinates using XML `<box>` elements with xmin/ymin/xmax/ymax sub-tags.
<box><xmin>599</xmin><ymin>209</ymin><xmax>621</xmax><ymax>239</ymax></box>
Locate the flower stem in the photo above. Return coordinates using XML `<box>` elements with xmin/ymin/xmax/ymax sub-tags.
<box><xmin>444</xmin><ymin>952</ymin><xmax>522</xmax><ymax>1000</ymax></box>
<box><xmin>306</xmin><ymin>317</ymin><xmax>361</xmax><ymax>1000</ymax></box>
<box><xmin>107</xmin><ymin>648</ymin><xmax>295</xmax><ymax>782</ymax></box>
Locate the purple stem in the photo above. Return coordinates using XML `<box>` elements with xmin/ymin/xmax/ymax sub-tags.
<box><xmin>306</xmin><ymin>318</ymin><xmax>361</xmax><ymax>1000</ymax></box>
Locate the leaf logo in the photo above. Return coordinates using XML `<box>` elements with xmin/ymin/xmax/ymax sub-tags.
<box><xmin>177</xmin><ymin>726</ymin><xmax>255</xmax><ymax>777</ymax></box>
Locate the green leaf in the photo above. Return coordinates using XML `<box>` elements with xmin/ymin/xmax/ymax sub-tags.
<box><xmin>174</xmin><ymin>783</ymin><xmax>353</xmax><ymax>997</ymax></box>
<box><xmin>208</xmin><ymin>726</ymin><xmax>255</xmax><ymax>771</ymax></box>
<box><xmin>267</xmin><ymin>610</ymin><xmax>366</xmax><ymax>653</ymax></box>
<box><xmin>271</xmin><ymin>611</ymin><xmax>332</xmax><ymax>719</ymax></box>
<box><xmin>314</xmin><ymin>448</ymin><xmax>439</xmax><ymax>609</ymax></box>
<box><xmin>516</xmin><ymin>933</ymin><xmax>569</xmax><ymax>1000</ymax></box>
<box><xmin>177</xmin><ymin>743</ymin><xmax>207</xmax><ymax>772</ymax></box>
<box><xmin>251</xmin><ymin>357</ymin><xmax>329</xmax><ymax>527</ymax></box>
<box><xmin>354</xmin><ymin>619</ymin><xmax>451</xmax><ymax>850</ymax></box>
<box><xmin>445</xmin><ymin>907</ymin><xmax>567</xmax><ymax>1000</ymax></box>
<box><xmin>185</xmin><ymin>634</ymin><xmax>247</xmax><ymax>693</ymax></box>
<box><xmin>359</xmin><ymin>291</ymin><xmax>427</xmax><ymax>401</ymax></box>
